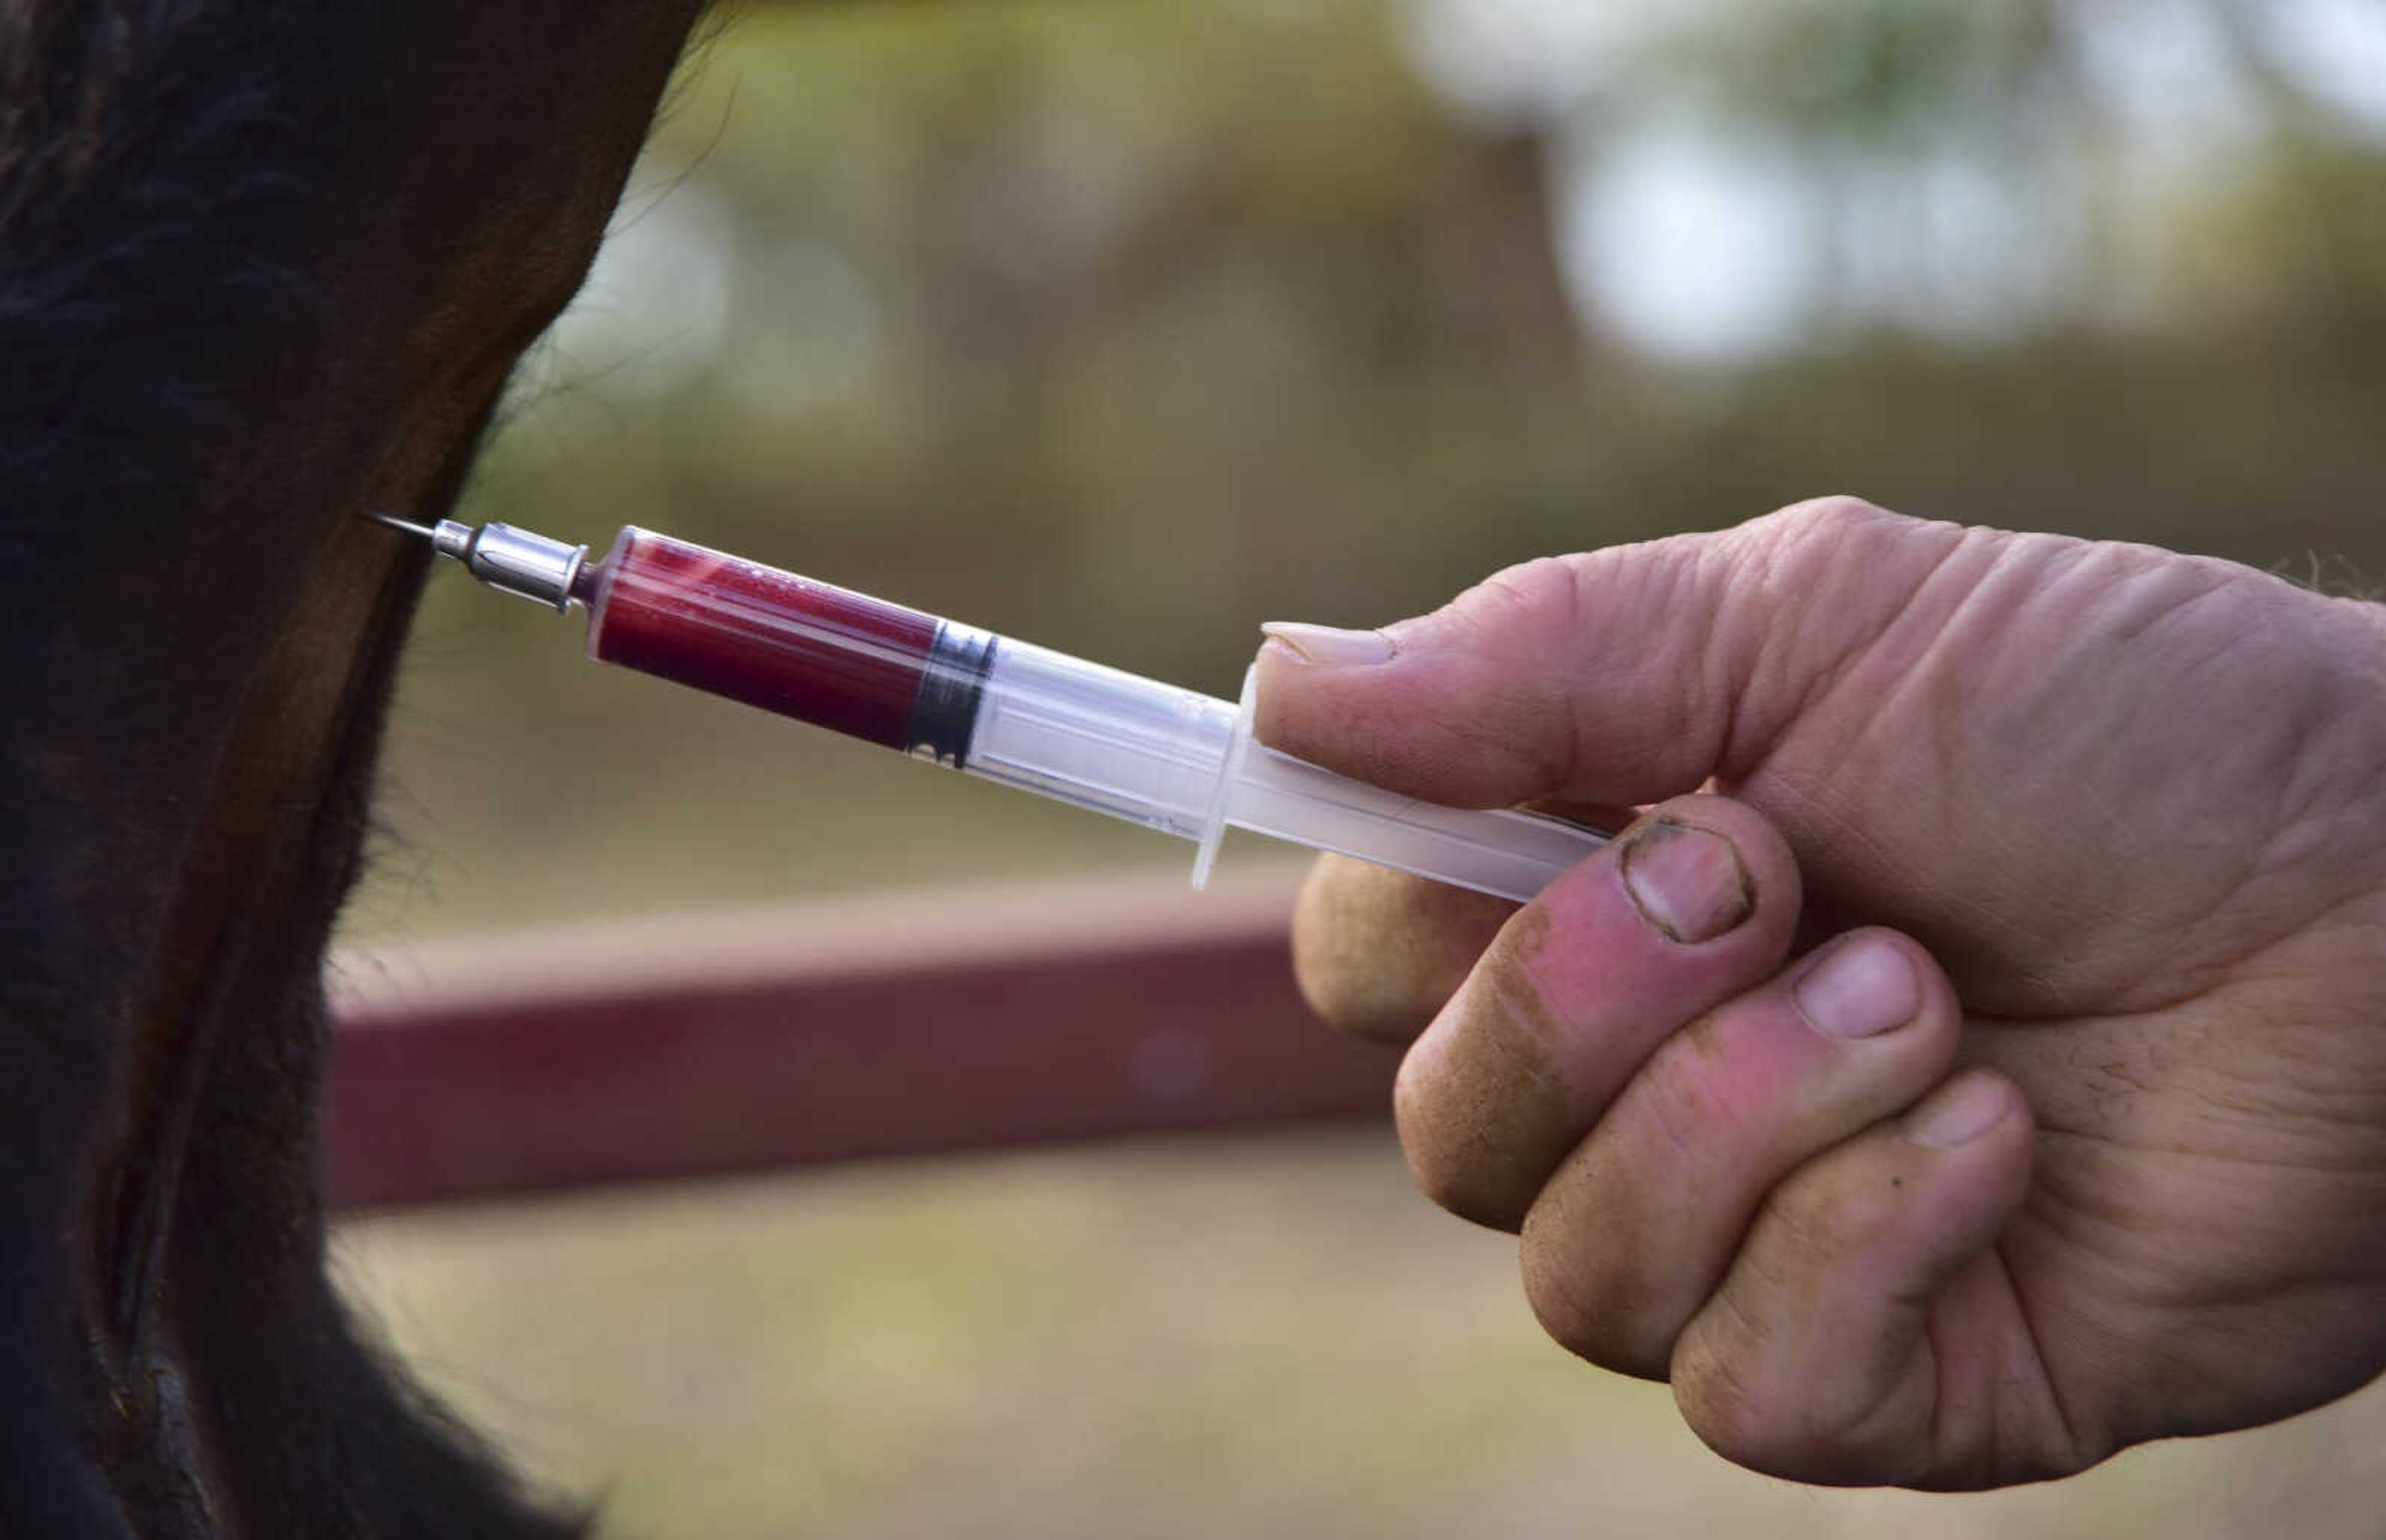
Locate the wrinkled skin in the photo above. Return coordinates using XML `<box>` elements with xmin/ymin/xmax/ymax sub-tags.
<box><xmin>1259</xmin><ymin>496</ymin><xmax>2386</xmax><ymax>1488</ymax></box>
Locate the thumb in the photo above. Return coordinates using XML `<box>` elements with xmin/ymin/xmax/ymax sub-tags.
<box><xmin>1251</xmin><ymin>497</ymin><xmax>1969</xmax><ymax>809</ymax></box>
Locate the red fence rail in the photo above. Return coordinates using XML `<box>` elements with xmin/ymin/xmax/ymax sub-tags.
<box><xmin>323</xmin><ymin>868</ymin><xmax>1395</xmax><ymax>1209</ymax></box>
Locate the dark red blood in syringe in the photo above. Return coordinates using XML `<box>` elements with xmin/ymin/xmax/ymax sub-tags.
<box><xmin>585</xmin><ymin>529</ymin><xmax>935</xmax><ymax>750</ymax></box>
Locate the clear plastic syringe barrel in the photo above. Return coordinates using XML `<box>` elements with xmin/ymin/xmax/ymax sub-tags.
<box><xmin>1221</xmin><ymin>724</ymin><xmax>1604</xmax><ymax>901</ymax></box>
<box><xmin>962</xmin><ymin>646</ymin><xmax>1606</xmax><ymax>903</ymax></box>
<box><xmin>575</xmin><ymin>527</ymin><xmax>1604</xmax><ymax>901</ymax></box>
<box><xmin>963</xmin><ymin>640</ymin><xmax>1238</xmax><ymax>839</ymax></box>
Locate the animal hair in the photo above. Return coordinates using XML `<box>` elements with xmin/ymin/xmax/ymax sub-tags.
<box><xmin>0</xmin><ymin>3</ymin><xmax>703</xmax><ymax>1532</ymax></box>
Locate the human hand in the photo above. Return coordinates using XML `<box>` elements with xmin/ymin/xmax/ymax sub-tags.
<box><xmin>1255</xmin><ymin>498</ymin><xmax>2386</xmax><ymax>1488</ymax></box>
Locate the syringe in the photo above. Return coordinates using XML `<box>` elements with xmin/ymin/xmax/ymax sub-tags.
<box><xmin>372</xmin><ymin>514</ymin><xmax>1606</xmax><ymax>902</ymax></box>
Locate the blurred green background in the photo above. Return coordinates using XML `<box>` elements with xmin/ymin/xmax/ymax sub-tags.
<box><xmin>339</xmin><ymin>1</ymin><xmax>2386</xmax><ymax>1533</ymax></box>
<box><xmin>355</xmin><ymin>0</ymin><xmax>2386</xmax><ymax>936</ymax></box>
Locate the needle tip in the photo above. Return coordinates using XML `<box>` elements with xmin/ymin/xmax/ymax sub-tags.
<box><xmin>365</xmin><ymin>508</ymin><xmax>439</xmax><ymax>540</ymax></box>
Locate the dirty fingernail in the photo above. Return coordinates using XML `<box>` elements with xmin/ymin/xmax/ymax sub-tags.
<box><xmin>1261</xmin><ymin>622</ymin><xmax>1396</xmax><ymax>667</ymax></box>
<box><xmin>1796</xmin><ymin>937</ymin><xmax>1919</xmax><ymax>1039</ymax></box>
<box><xmin>1903</xmin><ymin>1072</ymin><xmax>2013</xmax><ymax>1149</ymax></box>
<box><xmin>1620</xmin><ymin>818</ymin><xmax>1752</xmax><ymax>944</ymax></box>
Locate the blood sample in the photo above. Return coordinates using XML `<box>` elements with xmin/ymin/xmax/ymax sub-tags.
<box><xmin>582</xmin><ymin>527</ymin><xmax>992</xmax><ymax>760</ymax></box>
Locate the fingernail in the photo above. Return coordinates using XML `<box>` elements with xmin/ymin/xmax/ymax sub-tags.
<box><xmin>1620</xmin><ymin>818</ymin><xmax>1752</xmax><ymax>944</ymax></box>
<box><xmin>1795</xmin><ymin>937</ymin><xmax>1919</xmax><ymax>1039</ymax></box>
<box><xmin>1261</xmin><ymin>622</ymin><xmax>1396</xmax><ymax>667</ymax></box>
<box><xmin>1903</xmin><ymin>1073</ymin><xmax>2012</xmax><ymax>1149</ymax></box>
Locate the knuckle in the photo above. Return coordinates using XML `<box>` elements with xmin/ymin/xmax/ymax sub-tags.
<box><xmin>1391</xmin><ymin>1093</ymin><xmax>1456</xmax><ymax>1210</ymax></box>
<box><xmin>1453</xmin><ymin>555</ymin><xmax>1582</xmax><ymax>637</ymax></box>
<box><xmin>1519</xmin><ymin>1216</ymin><xmax>1673</xmax><ymax>1379</ymax></box>
<box><xmin>1764</xmin><ymin>493</ymin><xmax>1895</xmax><ymax>545</ymax></box>
<box><xmin>1519</xmin><ymin>1236</ymin><xmax>1601</xmax><ymax>1357</ymax></box>
<box><xmin>1671</xmin><ymin>1307</ymin><xmax>1784</xmax><ymax>1471</ymax></box>
<box><xmin>1675</xmin><ymin>1291</ymin><xmax>1873</xmax><ymax>1483</ymax></box>
<box><xmin>1392</xmin><ymin>1054</ymin><xmax>1527</xmax><ymax>1230</ymax></box>
<box><xmin>1404</xmin><ymin>1150</ymin><xmax>1525</xmax><ymax>1231</ymax></box>
<box><xmin>1289</xmin><ymin>858</ymin><xmax>1506</xmax><ymax>1045</ymax></box>
<box><xmin>1289</xmin><ymin>952</ymin><xmax>1433</xmax><ymax>1043</ymax></box>
<box><xmin>1290</xmin><ymin>924</ymin><xmax>1428</xmax><ymax>1048</ymax></box>
<box><xmin>1291</xmin><ymin>962</ymin><xmax>1430</xmax><ymax>1042</ymax></box>
<box><xmin>1520</xmin><ymin>1247</ymin><xmax>1613</xmax><ymax>1365</ymax></box>
<box><xmin>1389</xmin><ymin>941</ymin><xmax>1575</xmax><ymax>1232</ymax></box>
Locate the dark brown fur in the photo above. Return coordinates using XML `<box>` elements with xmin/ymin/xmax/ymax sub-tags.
<box><xmin>0</xmin><ymin>4</ymin><xmax>705</xmax><ymax>1531</ymax></box>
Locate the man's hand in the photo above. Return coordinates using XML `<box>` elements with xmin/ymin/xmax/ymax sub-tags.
<box><xmin>1256</xmin><ymin>497</ymin><xmax>2386</xmax><ymax>1488</ymax></box>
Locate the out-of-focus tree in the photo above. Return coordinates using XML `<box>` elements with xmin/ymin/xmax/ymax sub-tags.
<box><xmin>1410</xmin><ymin>0</ymin><xmax>2386</xmax><ymax>359</ymax></box>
